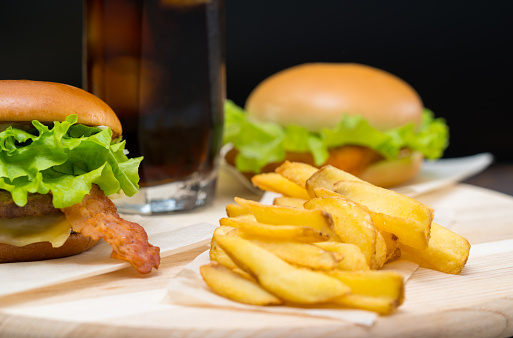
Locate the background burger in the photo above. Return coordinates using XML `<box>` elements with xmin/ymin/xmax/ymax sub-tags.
<box><xmin>0</xmin><ymin>80</ymin><xmax>159</xmax><ymax>273</ymax></box>
<box><xmin>224</xmin><ymin>63</ymin><xmax>449</xmax><ymax>187</ymax></box>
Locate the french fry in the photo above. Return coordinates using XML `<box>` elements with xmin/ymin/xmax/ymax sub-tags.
<box><xmin>219</xmin><ymin>214</ymin><xmax>256</xmax><ymax>228</ymax></box>
<box><xmin>304</xmin><ymin>197</ymin><xmax>377</xmax><ymax>267</ymax></box>
<box><xmin>215</xmin><ymin>225</ymin><xmax>238</xmax><ymax>236</ymax></box>
<box><xmin>235</xmin><ymin>218</ymin><xmax>330</xmax><ymax>243</ymax></box>
<box><xmin>275</xmin><ymin>161</ymin><xmax>318</xmax><ymax>189</ymax></box>
<box><xmin>328</xmin><ymin>262</ymin><xmax>404</xmax><ymax>315</ymax></box>
<box><xmin>314</xmin><ymin>241</ymin><xmax>370</xmax><ymax>271</ymax></box>
<box><xmin>273</xmin><ymin>196</ymin><xmax>307</xmax><ymax>209</ymax></box>
<box><xmin>305</xmin><ymin>164</ymin><xmax>363</xmax><ymax>198</ymax></box>
<box><xmin>249</xmin><ymin>239</ymin><xmax>341</xmax><ymax>270</ymax></box>
<box><xmin>380</xmin><ymin>230</ymin><xmax>399</xmax><ymax>262</ymax></box>
<box><xmin>219</xmin><ymin>217</ymin><xmax>238</xmax><ymax>228</ymax></box>
<box><xmin>312</xmin><ymin>187</ymin><xmax>424</xmax><ymax>250</ymax></box>
<box><xmin>210</xmin><ymin>240</ymin><xmax>255</xmax><ymax>281</ymax></box>
<box><xmin>333</xmin><ymin>180</ymin><xmax>433</xmax><ymax>249</ymax></box>
<box><xmin>201</xmin><ymin>160</ymin><xmax>472</xmax><ymax>314</ymax></box>
<box><xmin>368</xmin><ymin>211</ymin><xmax>430</xmax><ymax>251</ymax></box>
<box><xmin>313</xmin><ymin>187</ymin><xmax>430</xmax><ymax>251</ymax></box>
<box><xmin>235</xmin><ymin>197</ymin><xmax>333</xmax><ymax>234</ymax></box>
<box><xmin>210</xmin><ymin>228</ymin><xmax>256</xmax><ymax>281</ymax></box>
<box><xmin>399</xmin><ymin>222</ymin><xmax>471</xmax><ymax>274</ymax></box>
<box><xmin>327</xmin><ymin>270</ymin><xmax>404</xmax><ymax>303</ymax></box>
<box><xmin>331</xmin><ymin>294</ymin><xmax>398</xmax><ymax>315</ymax></box>
<box><xmin>374</xmin><ymin>231</ymin><xmax>388</xmax><ymax>270</ymax></box>
<box><xmin>210</xmin><ymin>238</ymin><xmax>238</xmax><ymax>270</ymax></box>
<box><xmin>214</xmin><ymin>231</ymin><xmax>351</xmax><ymax>304</ymax></box>
<box><xmin>210</xmin><ymin>226</ymin><xmax>240</xmax><ymax>269</ymax></box>
<box><xmin>226</xmin><ymin>203</ymin><xmax>249</xmax><ymax>217</ymax></box>
<box><xmin>387</xmin><ymin>247</ymin><xmax>402</xmax><ymax>263</ymax></box>
<box><xmin>251</xmin><ymin>172</ymin><xmax>310</xmax><ymax>199</ymax></box>
<box><xmin>333</xmin><ymin>180</ymin><xmax>433</xmax><ymax>230</ymax></box>
<box><xmin>200</xmin><ymin>263</ymin><xmax>283</xmax><ymax>306</ymax></box>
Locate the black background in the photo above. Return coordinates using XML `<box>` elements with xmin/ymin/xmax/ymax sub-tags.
<box><xmin>0</xmin><ymin>1</ymin><xmax>512</xmax><ymax>162</ymax></box>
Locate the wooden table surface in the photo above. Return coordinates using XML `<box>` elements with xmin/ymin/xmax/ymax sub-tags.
<box><xmin>464</xmin><ymin>162</ymin><xmax>513</xmax><ymax>196</ymax></box>
<box><xmin>1</xmin><ymin>165</ymin><xmax>513</xmax><ymax>337</ymax></box>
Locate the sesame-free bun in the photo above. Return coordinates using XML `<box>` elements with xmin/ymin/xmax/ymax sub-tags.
<box><xmin>245</xmin><ymin>63</ymin><xmax>423</xmax><ymax>132</ymax></box>
<box><xmin>0</xmin><ymin>80</ymin><xmax>122</xmax><ymax>138</ymax></box>
<box><xmin>233</xmin><ymin>63</ymin><xmax>427</xmax><ymax>187</ymax></box>
<box><xmin>0</xmin><ymin>232</ymin><xmax>99</xmax><ymax>263</ymax></box>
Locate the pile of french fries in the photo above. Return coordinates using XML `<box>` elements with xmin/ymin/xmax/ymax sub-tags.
<box><xmin>200</xmin><ymin>162</ymin><xmax>471</xmax><ymax>315</ymax></box>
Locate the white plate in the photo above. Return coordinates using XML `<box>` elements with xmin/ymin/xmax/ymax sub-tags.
<box><xmin>392</xmin><ymin>153</ymin><xmax>493</xmax><ymax>197</ymax></box>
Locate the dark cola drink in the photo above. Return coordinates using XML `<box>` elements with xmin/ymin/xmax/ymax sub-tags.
<box><xmin>83</xmin><ymin>0</ymin><xmax>225</xmax><ymax>213</ymax></box>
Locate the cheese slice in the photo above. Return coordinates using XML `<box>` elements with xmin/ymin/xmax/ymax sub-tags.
<box><xmin>0</xmin><ymin>215</ymin><xmax>71</xmax><ymax>247</ymax></box>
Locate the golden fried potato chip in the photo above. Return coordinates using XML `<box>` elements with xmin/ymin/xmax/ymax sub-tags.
<box><xmin>226</xmin><ymin>203</ymin><xmax>249</xmax><ymax>217</ymax></box>
<box><xmin>235</xmin><ymin>197</ymin><xmax>333</xmax><ymax>234</ymax></box>
<box><xmin>210</xmin><ymin>238</ymin><xmax>238</xmax><ymax>270</ymax></box>
<box><xmin>305</xmin><ymin>165</ymin><xmax>363</xmax><ymax>198</ymax></box>
<box><xmin>313</xmin><ymin>187</ymin><xmax>430</xmax><ymax>250</ymax></box>
<box><xmin>328</xmin><ymin>256</ymin><xmax>404</xmax><ymax>315</ymax></box>
<box><xmin>380</xmin><ymin>231</ymin><xmax>399</xmax><ymax>262</ymax></box>
<box><xmin>305</xmin><ymin>197</ymin><xmax>376</xmax><ymax>267</ymax></box>
<box><xmin>374</xmin><ymin>231</ymin><xmax>388</xmax><ymax>270</ymax></box>
<box><xmin>250</xmin><ymin>239</ymin><xmax>340</xmax><ymax>270</ymax></box>
<box><xmin>275</xmin><ymin>161</ymin><xmax>318</xmax><ymax>189</ymax></box>
<box><xmin>399</xmin><ymin>222</ymin><xmax>471</xmax><ymax>274</ymax></box>
<box><xmin>314</xmin><ymin>241</ymin><xmax>370</xmax><ymax>271</ymax></box>
<box><xmin>333</xmin><ymin>180</ymin><xmax>433</xmax><ymax>229</ymax></box>
<box><xmin>251</xmin><ymin>172</ymin><xmax>310</xmax><ymax>199</ymax></box>
<box><xmin>200</xmin><ymin>263</ymin><xmax>283</xmax><ymax>306</ymax></box>
<box><xmin>215</xmin><ymin>232</ymin><xmax>350</xmax><ymax>304</ymax></box>
<box><xmin>327</xmin><ymin>270</ymin><xmax>404</xmax><ymax>303</ymax></box>
<box><xmin>333</xmin><ymin>180</ymin><xmax>433</xmax><ymax>249</ymax></box>
<box><xmin>273</xmin><ymin>196</ymin><xmax>307</xmax><ymax>209</ymax></box>
<box><xmin>331</xmin><ymin>294</ymin><xmax>399</xmax><ymax>315</ymax></box>
<box><xmin>235</xmin><ymin>218</ymin><xmax>330</xmax><ymax>243</ymax></box>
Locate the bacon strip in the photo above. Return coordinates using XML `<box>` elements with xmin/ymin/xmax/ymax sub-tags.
<box><xmin>61</xmin><ymin>185</ymin><xmax>160</xmax><ymax>274</ymax></box>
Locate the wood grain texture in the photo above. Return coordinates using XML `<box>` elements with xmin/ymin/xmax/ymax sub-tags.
<box><xmin>1</xmin><ymin>183</ymin><xmax>513</xmax><ymax>337</ymax></box>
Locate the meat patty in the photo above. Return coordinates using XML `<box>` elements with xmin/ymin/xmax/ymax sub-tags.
<box><xmin>0</xmin><ymin>191</ymin><xmax>62</xmax><ymax>218</ymax></box>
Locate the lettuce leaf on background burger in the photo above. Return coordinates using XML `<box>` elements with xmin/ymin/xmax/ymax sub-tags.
<box><xmin>224</xmin><ymin>63</ymin><xmax>449</xmax><ymax>187</ymax></box>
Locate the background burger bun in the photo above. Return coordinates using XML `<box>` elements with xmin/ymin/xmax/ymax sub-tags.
<box><xmin>243</xmin><ymin>63</ymin><xmax>425</xmax><ymax>187</ymax></box>
<box><xmin>0</xmin><ymin>233</ymin><xmax>99</xmax><ymax>263</ymax></box>
<box><xmin>0</xmin><ymin>80</ymin><xmax>122</xmax><ymax>138</ymax></box>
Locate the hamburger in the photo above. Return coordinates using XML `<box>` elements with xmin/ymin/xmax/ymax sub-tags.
<box><xmin>224</xmin><ymin>63</ymin><xmax>449</xmax><ymax>187</ymax></box>
<box><xmin>0</xmin><ymin>80</ymin><xmax>160</xmax><ymax>273</ymax></box>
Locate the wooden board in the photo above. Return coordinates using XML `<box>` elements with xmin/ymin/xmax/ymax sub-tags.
<box><xmin>1</xmin><ymin>183</ymin><xmax>513</xmax><ymax>337</ymax></box>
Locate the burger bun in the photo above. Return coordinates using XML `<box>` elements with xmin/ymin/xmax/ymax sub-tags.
<box><xmin>239</xmin><ymin>63</ymin><xmax>426</xmax><ymax>187</ymax></box>
<box><xmin>0</xmin><ymin>80</ymin><xmax>122</xmax><ymax>138</ymax></box>
<box><xmin>0</xmin><ymin>233</ymin><xmax>99</xmax><ymax>263</ymax></box>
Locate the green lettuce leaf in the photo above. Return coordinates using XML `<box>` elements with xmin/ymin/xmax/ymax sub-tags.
<box><xmin>0</xmin><ymin>115</ymin><xmax>142</xmax><ymax>208</ymax></box>
<box><xmin>224</xmin><ymin>100</ymin><xmax>449</xmax><ymax>173</ymax></box>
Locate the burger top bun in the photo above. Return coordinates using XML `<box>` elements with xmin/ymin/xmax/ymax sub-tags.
<box><xmin>0</xmin><ymin>80</ymin><xmax>122</xmax><ymax>138</ymax></box>
<box><xmin>245</xmin><ymin>63</ymin><xmax>424</xmax><ymax>132</ymax></box>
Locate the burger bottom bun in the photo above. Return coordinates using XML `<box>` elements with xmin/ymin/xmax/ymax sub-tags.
<box><xmin>359</xmin><ymin>151</ymin><xmax>423</xmax><ymax>188</ymax></box>
<box><xmin>225</xmin><ymin>146</ymin><xmax>423</xmax><ymax>188</ymax></box>
<box><xmin>0</xmin><ymin>233</ymin><xmax>99</xmax><ymax>263</ymax></box>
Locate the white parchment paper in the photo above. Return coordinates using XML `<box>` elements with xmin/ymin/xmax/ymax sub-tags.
<box><xmin>163</xmin><ymin>250</ymin><xmax>419</xmax><ymax>326</ymax></box>
<box><xmin>0</xmin><ymin>221</ymin><xmax>217</xmax><ymax>297</ymax></box>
